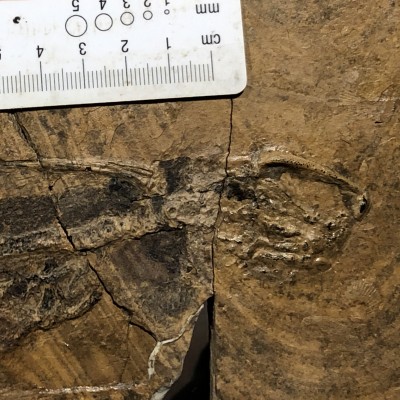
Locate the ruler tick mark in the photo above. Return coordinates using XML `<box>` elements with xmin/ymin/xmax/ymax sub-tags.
<box><xmin>210</xmin><ymin>51</ymin><xmax>215</xmax><ymax>81</ymax></box>
<box><xmin>167</xmin><ymin>53</ymin><xmax>172</xmax><ymax>84</ymax></box>
<box><xmin>125</xmin><ymin>56</ymin><xmax>129</xmax><ymax>86</ymax></box>
<box><xmin>82</xmin><ymin>59</ymin><xmax>86</xmax><ymax>89</ymax></box>
<box><xmin>39</xmin><ymin>62</ymin><xmax>44</xmax><ymax>91</ymax></box>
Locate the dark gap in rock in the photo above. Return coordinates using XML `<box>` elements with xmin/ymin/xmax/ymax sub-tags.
<box><xmin>165</xmin><ymin>297</ymin><xmax>213</xmax><ymax>400</ymax></box>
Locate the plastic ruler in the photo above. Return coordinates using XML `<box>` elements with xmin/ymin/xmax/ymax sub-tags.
<box><xmin>0</xmin><ymin>0</ymin><xmax>246</xmax><ymax>110</ymax></box>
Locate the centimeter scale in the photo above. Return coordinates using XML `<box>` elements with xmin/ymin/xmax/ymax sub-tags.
<box><xmin>0</xmin><ymin>0</ymin><xmax>246</xmax><ymax>109</ymax></box>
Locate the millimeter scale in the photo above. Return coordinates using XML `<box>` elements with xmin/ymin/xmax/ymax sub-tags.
<box><xmin>0</xmin><ymin>0</ymin><xmax>246</xmax><ymax>110</ymax></box>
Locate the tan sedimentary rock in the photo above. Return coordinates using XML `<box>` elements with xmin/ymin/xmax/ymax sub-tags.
<box><xmin>1</xmin><ymin>0</ymin><xmax>400</xmax><ymax>399</ymax></box>
<box><xmin>213</xmin><ymin>1</ymin><xmax>400</xmax><ymax>399</ymax></box>
<box><xmin>0</xmin><ymin>102</ymin><xmax>230</xmax><ymax>399</ymax></box>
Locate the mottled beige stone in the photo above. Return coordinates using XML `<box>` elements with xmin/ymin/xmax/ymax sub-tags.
<box><xmin>213</xmin><ymin>1</ymin><xmax>400</xmax><ymax>399</ymax></box>
<box><xmin>0</xmin><ymin>114</ymin><xmax>37</xmax><ymax>162</ymax></box>
<box><xmin>1</xmin><ymin>0</ymin><xmax>400</xmax><ymax>399</ymax></box>
<box><xmin>0</xmin><ymin>100</ymin><xmax>230</xmax><ymax>398</ymax></box>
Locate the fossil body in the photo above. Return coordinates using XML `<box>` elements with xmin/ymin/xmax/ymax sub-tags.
<box><xmin>0</xmin><ymin>152</ymin><xmax>368</xmax><ymax>354</ymax></box>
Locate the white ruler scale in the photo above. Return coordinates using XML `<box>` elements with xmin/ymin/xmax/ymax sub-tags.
<box><xmin>0</xmin><ymin>0</ymin><xmax>246</xmax><ymax>110</ymax></box>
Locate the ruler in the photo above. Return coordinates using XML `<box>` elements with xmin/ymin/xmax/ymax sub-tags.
<box><xmin>0</xmin><ymin>0</ymin><xmax>246</xmax><ymax>110</ymax></box>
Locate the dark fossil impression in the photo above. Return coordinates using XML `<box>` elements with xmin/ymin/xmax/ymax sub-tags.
<box><xmin>0</xmin><ymin>152</ymin><xmax>369</xmax><ymax>349</ymax></box>
<box><xmin>219</xmin><ymin>151</ymin><xmax>369</xmax><ymax>279</ymax></box>
<box><xmin>0</xmin><ymin>156</ymin><xmax>218</xmax><ymax>348</ymax></box>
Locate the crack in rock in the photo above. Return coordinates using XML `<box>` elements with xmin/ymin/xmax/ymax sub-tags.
<box><xmin>10</xmin><ymin>113</ymin><xmax>44</xmax><ymax>168</ymax></box>
<box><xmin>86</xmin><ymin>259</ymin><xmax>157</xmax><ymax>341</ymax></box>
<box><xmin>148</xmin><ymin>303</ymin><xmax>205</xmax><ymax>380</ymax></box>
<box><xmin>39</xmin><ymin>383</ymin><xmax>139</xmax><ymax>395</ymax></box>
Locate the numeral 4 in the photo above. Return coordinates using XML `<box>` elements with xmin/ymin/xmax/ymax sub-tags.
<box><xmin>36</xmin><ymin>46</ymin><xmax>44</xmax><ymax>58</ymax></box>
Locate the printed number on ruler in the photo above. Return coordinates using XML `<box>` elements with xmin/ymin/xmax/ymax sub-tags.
<box><xmin>0</xmin><ymin>0</ymin><xmax>246</xmax><ymax>110</ymax></box>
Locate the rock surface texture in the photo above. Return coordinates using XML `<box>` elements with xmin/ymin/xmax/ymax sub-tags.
<box><xmin>213</xmin><ymin>1</ymin><xmax>400</xmax><ymax>399</ymax></box>
<box><xmin>1</xmin><ymin>1</ymin><xmax>400</xmax><ymax>399</ymax></box>
<box><xmin>0</xmin><ymin>104</ymin><xmax>230</xmax><ymax>399</ymax></box>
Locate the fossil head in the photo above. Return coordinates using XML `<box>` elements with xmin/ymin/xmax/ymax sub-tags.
<box><xmin>219</xmin><ymin>151</ymin><xmax>369</xmax><ymax>279</ymax></box>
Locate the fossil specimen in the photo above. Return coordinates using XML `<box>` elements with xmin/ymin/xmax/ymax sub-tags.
<box><xmin>218</xmin><ymin>151</ymin><xmax>369</xmax><ymax>280</ymax></box>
